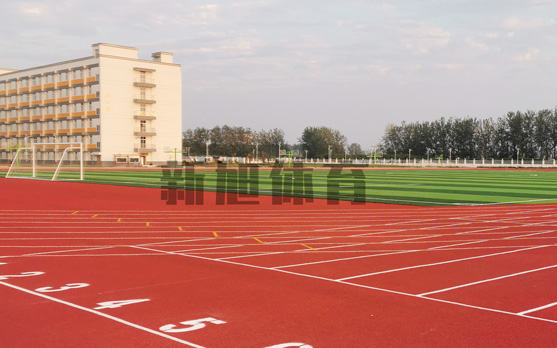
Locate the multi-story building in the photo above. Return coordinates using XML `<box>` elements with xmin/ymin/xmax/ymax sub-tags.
<box><xmin>0</xmin><ymin>43</ymin><xmax>182</xmax><ymax>166</ymax></box>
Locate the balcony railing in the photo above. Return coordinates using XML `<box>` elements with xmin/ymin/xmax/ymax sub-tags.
<box><xmin>134</xmin><ymin>127</ymin><xmax>156</xmax><ymax>136</ymax></box>
<box><xmin>134</xmin><ymin>144</ymin><xmax>156</xmax><ymax>152</ymax></box>
<box><xmin>133</xmin><ymin>94</ymin><xmax>156</xmax><ymax>104</ymax></box>
<box><xmin>133</xmin><ymin>78</ymin><xmax>156</xmax><ymax>88</ymax></box>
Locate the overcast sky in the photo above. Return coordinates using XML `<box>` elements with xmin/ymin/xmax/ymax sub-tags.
<box><xmin>1</xmin><ymin>1</ymin><xmax>557</xmax><ymax>150</ymax></box>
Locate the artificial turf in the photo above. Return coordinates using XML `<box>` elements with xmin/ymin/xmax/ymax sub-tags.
<box><xmin>3</xmin><ymin>166</ymin><xmax>557</xmax><ymax>206</ymax></box>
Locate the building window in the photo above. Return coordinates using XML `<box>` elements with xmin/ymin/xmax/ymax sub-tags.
<box><xmin>32</xmin><ymin>76</ymin><xmax>41</xmax><ymax>86</ymax></box>
<box><xmin>46</xmin><ymin>74</ymin><xmax>54</xmax><ymax>84</ymax></box>
<box><xmin>20</xmin><ymin>78</ymin><xmax>28</xmax><ymax>88</ymax></box>
<box><xmin>59</xmin><ymin>71</ymin><xmax>68</xmax><ymax>81</ymax></box>
<box><xmin>9</xmin><ymin>80</ymin><xmax>17</xmax><ymax>89</ymax></box>
<box><xmin>73</xmin><ymin>69</ymin><xmax>83</xmax><ymax>79</ymax></box>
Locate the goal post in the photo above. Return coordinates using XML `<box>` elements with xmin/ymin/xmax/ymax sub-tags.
<box><xmin>5</xmin><ymin>142</ymin><xmax>84</xmax><ymax>181</ymax></box>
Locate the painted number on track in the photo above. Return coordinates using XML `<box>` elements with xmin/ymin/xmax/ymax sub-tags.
<box><xmin>160</xmin><ymin>317</ymin><xmax>226</xmax><ymax>333</ymax></box>
<box><xmin>0</xmin><ymin>271</ymin><xmax>44</xmax><ymax>280</ymax></box>
<box><xmin>35</xmin><ymin>283</ymin><xmax>90</xmax><ymax>292</ymax></box>
<box><xmin>95</xmin><ymin>299</ymin><xmax>150</xmax><ymax>310</ymax></box>
<box><xmin>265</xmin><ymin>344</ymin><xmax>313</xmax><ymax>348</ymax></box>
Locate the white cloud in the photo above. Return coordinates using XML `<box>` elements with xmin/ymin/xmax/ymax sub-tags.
<box><xmin>502</xmin><ymin>16</ymin><xmax>555</xmax><ymax>30</ymax></box>
<box><xmin>513</xmin><ymin>48</ymin><xmax>541</xmax><ymax>62</ymax></box>
<box><xmin>399</xmin><ymin>22</ymin><xmax>451</xmax><ymax>55</ymax></box>
<box><xmin>466</xmin><ymin>38</ymin><xmax>488</xmax><ymax>51</ymax></box>
<box><xmin>365</xmin><ymin>64</ymin><xmax>390</xmax><ymax>76</ymax></box>
<box><xmin>436</xmin><ymin>63</ymin><xmax>465</xmax><ymax>71</ymax></box>
<box><xmin>193</xmin><ymin>4</ymin><xmax>219</xmax><ymax>20</ymax></box>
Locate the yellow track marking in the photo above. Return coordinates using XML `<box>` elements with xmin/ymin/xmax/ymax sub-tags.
<box><xmin>213</xmin><ymin>232</ymin><xmax>220</xmax><ymax>238</ymax></box>
<box><xmin>254</xmin><ymin>237</ymin><xmax>264</xmax><ymax>244</ymax></box>
<box><xmin>91</xmin><ymin>214</ymin><xmax>98</xmax><ymax>218</ymax></box>
<box><xmin>71</xmin><ymin>211</ymin><xmax>79</xmax><ymax>215</ymax></box>
<box><xmin>146</xmin><ymin>222</ymin><xmax>150</xmax><ymax>227</ymax></box>
<box><xmin>300</xmin><ymin>244</ymin><xmax>317</xmax><ymax>251</ymax></box>
<box><xmin>178</xmin><ymin>226</ymin><xmax>183</xmax><ymax>231</ymax></box>
<box><xmin>117</xmin><ymin>218</ymin><xmax>121</xmax><ymax>223</ymax></box>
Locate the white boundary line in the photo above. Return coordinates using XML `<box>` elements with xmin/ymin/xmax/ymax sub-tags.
<box><xmin>418</xmin><ymin>264</ymin><xmax>557</xmax><ymax>297</ymax></box>
<box><xmin>518</xmin><ymin>302</ymin><xmax>557</xmax><ymax>316</ymax></box>
<box><xmin>130</xmin><ymin>245</ymin><xmax>557</xmax><ymax>325</ymax></box>
<box><xmin>0</xmin><ymin>281</ymin><xmax>205</xmax><ymax>347</ymax></box>
<box><xmin>337</xmin><ymin>245</ymin><xmax>548</xmax><ymax>281</ymax></box>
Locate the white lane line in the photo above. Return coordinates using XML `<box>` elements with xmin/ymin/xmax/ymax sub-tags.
<box><xmin>518</xmin><ymin>302</ymin><xmax>557</xmax><ymax>316</ymax></box>
<box><xmin>418</xmin><ymin>264</ymin><xmax>557</xmax><ymax>297</ymax></box>
<box><xmin>0</xmin><ymin>281</ymin><xmax>205</xmax><ymax>348</ymax></box>
<box><xmin>505</xmin><ymin>230</ymin><xmax>557</xmax><ymax>239</ymax></box>
<box><xmin>336</xmin><ymin>245</ymin><xmax>548</xmax><ymax>281</ymax></box>
<box><xmin>130</xmin><ymin>245</ymin><xmax>557</xmax><ymax>325</ymax></box>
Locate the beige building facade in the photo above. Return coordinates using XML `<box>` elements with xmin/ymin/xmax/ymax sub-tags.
<box><xmin>0</xmin><ymin>43</ymin><xmax>182</xmax><ymax>166</ymax></box>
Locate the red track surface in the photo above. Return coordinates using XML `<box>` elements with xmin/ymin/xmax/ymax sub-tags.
<box><xmin>1</xmin><ymin>178</ymin><xmax>556</xmax><ymax>347</ymax></box>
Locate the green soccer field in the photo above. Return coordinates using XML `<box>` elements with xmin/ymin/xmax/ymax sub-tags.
<box><xmin>4</xmin><ymin>167</ymin><xmax>557</xmax><ymax>206</ymax></box>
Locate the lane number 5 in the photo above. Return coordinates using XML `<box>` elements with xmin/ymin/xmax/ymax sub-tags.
<box><xmin>160</xmin><ymin>317</ymin><xmax>226</xmax><ymax>333</ymax></box>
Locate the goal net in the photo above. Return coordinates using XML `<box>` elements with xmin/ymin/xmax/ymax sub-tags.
<box><xmin>5</xmin><ymin>142</ymin><xmax>84</xmax><ymax>181</ymax></box>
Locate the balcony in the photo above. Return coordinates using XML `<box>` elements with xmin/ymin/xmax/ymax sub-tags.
<box><xmin>134</xmin><ymin>144</ymin><xmax>156</xmax><ymax>153</ymax></box>
<box><xmin>86</xmin><ymin>76</ymin><xmax>98</xmax><ymax>84</ymax></box>
<box><xmin>133</xmin><ymin>94</ymin><xmax>156</xmax><ymax>104</ymax></box>
<box><xmin>133</xmin><ymin>111</ymin><xmax>156</xmax><ymax>120</ymax></box>
<box><xmin>133</xmin><ymin>78</ymin><xmax>156</xmax><ymax>88</ymax></box>
<box><xmin>71</xmin><ymin>79</ymin><xmax>85</xmax><ymax>86</ymax></box>
<box><xmin>134</xmin><ymin>127</ymin><xmax>156</xmax><ymax>136</ymax></box>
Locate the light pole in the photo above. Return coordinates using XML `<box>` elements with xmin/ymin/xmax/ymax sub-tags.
<box><xmin>278</xmin><ymin>142</ymin><xmax>282</xmax><ymax>161</ymax></box>
<box><xmin>409</xmin><ymin>149</ymin><xmax>412</xmax><ymax>161</ymax></box>
<box><xmin>426</xmin><ymin>147</ymin><xmax>430</xmax><ymax>161</ymax></box>
<box><xmin>449</xmin><ymin>148</ymin><xmax>452</xmax><ymax>162</ymax></box>
<box><xmin>255</xmin><ymin>142</ymin><xmax>259</xmax><ymax>162</ymax></box>
<box><xmin>328</xmin><ymin>145</ymin><xmax>332</xmax><ymax>163</ymax></box>
<box><xmin>206</xmin><ymin>141</ymin><xmax>210</xmax><ymax>157</ymax></box>
<box><xmin>517</xmin><ymin>146</ymin><xmax>520</xmax><ymax>164</ymax></box>
<box><xmin>304</xmin><ymin>149</ymin><xmax>308</xmax><ymax>162</ymax></box>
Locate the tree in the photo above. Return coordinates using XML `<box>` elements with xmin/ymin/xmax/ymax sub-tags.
<box><xmin>182</xmin><ymin>127</ymin><xmax>210</xmax><ymax>155</ymax></box>
<box><xmin>299</xmin><ymin>126</ymin><xmax>347</xmax><ymax>158</ymax></box>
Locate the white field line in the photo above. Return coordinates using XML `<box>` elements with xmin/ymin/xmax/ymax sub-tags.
<box><xmin>130</xmin><ymin>245</ymin><xmax>557</xmax><ymax>325</ymax></box>
<box><xmin>418</xmin><ymin>263</ymin><xmax>557</xmax><ymax>297</ymax></box>
<box><xmin>336</xmin><ymin>245</ymin><xmax>549</xmax><ymax>281</ymax></box>
<box><xmin>270</xmin><ymin>219</ymin><xmax>502</xmax><ymax>269</ymax></box>
<box><xmin>505</xmin><ymin>230</ymin><xmax>557</xmax><ymax>239</ymax></box>
<box><xmin>217</xmin><ymin>215</ymin><xmax>493</xmax><ymax>262</ymax></box>
<box><xmin>518</xmin><ymin>302</ymin><xmax>557</xmax><ymax>316</ymax></box>
<box><xmin>0</xmin><ymin>281</ymin><xmax>205</xmax><ymax>348</ymax></box>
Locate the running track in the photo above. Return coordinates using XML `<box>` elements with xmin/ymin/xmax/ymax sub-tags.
<box><xmin>1</xmin><ymin>178</ymin><xmax>556</xmax><ymax>347</ymax></box>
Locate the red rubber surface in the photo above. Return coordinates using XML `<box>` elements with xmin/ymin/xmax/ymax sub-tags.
<box><xmin>1</xmin><ymin>178</ymin><xmax>556</xmax><ymax>347</ymax></box>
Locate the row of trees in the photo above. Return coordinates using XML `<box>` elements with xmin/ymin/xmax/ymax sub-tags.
<box><xmin>182</xmin><ymin>126</ymin><xmax>286</xmax><ymax>158</ymax></box>
<box><xmin>183</xmin><ymin>126</ymin><xmax>365</xmax><ymax>159</ymax></box>
<box><xmin>380</xmin><ymin>109</ymin><xmax>557</xmax><ymax>159</ymax></box>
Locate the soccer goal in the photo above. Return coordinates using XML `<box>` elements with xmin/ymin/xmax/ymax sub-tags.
<box><xmin>5</xmin><ymin>142</ymin><xmax>84</xmax><ymax>181</ymax></box>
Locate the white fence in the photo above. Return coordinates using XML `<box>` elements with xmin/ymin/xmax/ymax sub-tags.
<box><xmin>188</xmin><ymin>156</ymin><xmax>557</xmax><ymax>168</ymax></box>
